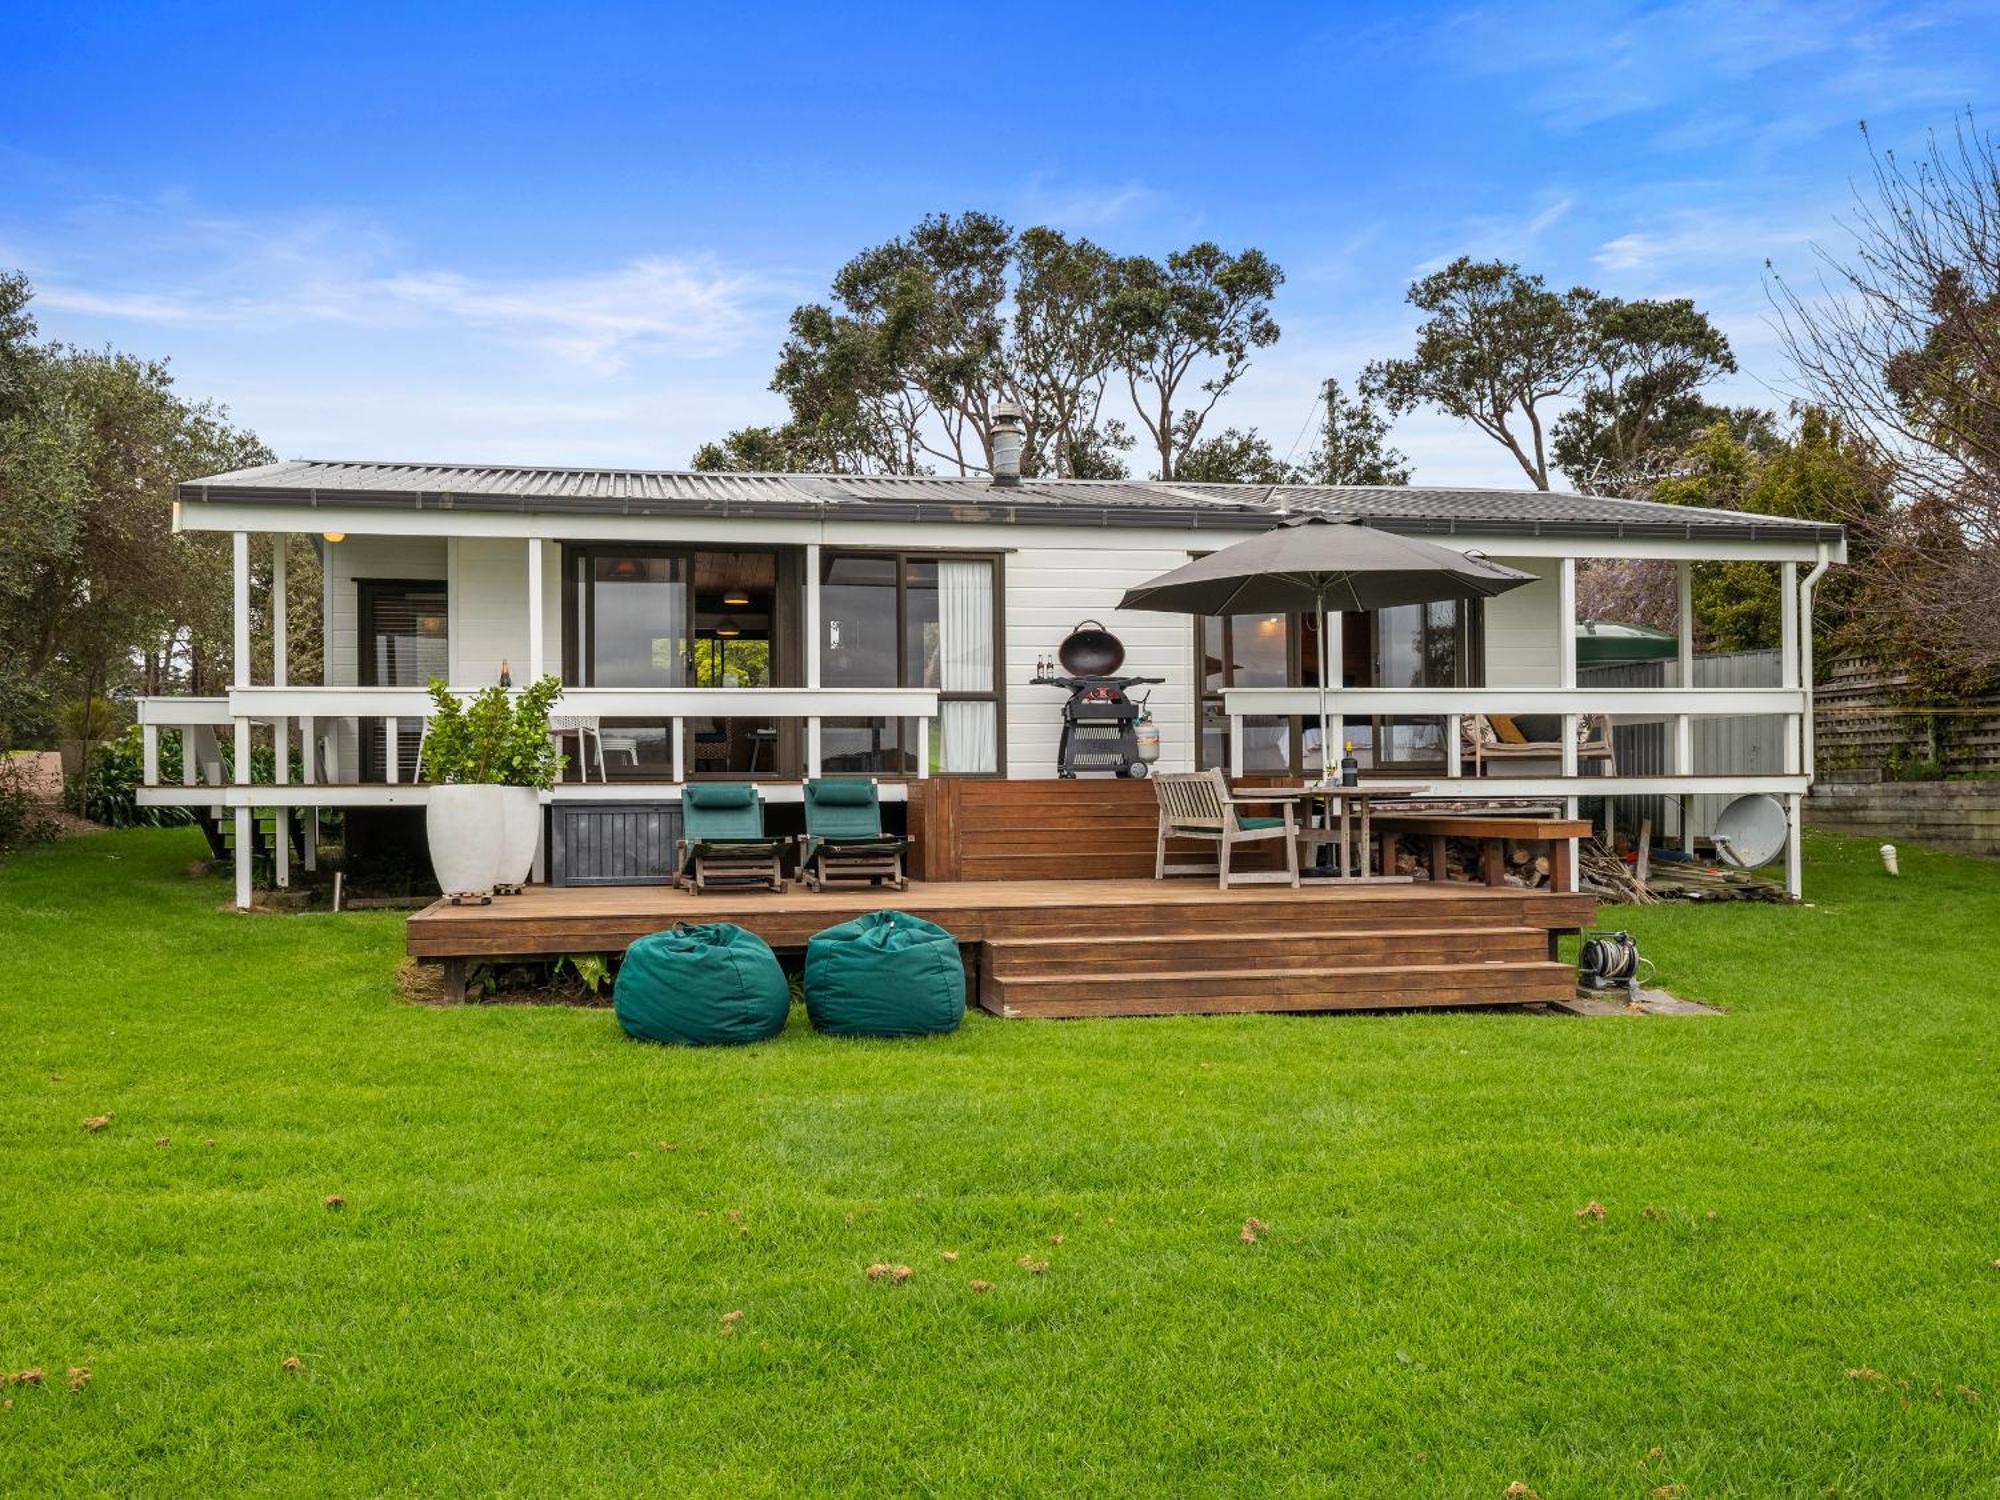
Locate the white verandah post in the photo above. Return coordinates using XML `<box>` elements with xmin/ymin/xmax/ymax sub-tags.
<box><xmin>528</xmin><ymin>537</ymin><xmax>545</xmax><ymax>682</ymax></box>
<box><xmin>231</xmin><ymin>531</ymin><xmax>253</xmax><ymax>910</ymax></box>
<box><xmin>272</xmin><ymin>535</ymin><xmax>290</xmax><ymax>888</ymax></box>
<box><xmin>528</xmin><ymin>537</ymin><xmax>546</xmax><ymax>884</ymax></box>
<box><xmin>1675</xmin><ymin>560</ymin><xmax>1696</xmax><ymax>851</ymax></box>
<box><xmin>1558</xmin><ymin>557</ymin><xmax>1580</xmax><ymax>891</ymax></box>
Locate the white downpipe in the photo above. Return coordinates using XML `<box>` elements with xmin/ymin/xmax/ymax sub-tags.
<box><xmin>1798</xmin><ymin>545</ymin><xmax>1831</xmax><ymax>778</ymax></box>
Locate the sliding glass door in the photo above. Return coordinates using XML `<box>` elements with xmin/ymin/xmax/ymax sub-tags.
<box><xmin>564</xmin><ymin>546</ymin><xmax>797</xmax><ymax>778</ymax></box>
<box><xmin>1197</xmin><ymin>601</ymin><xmax>1479</xmax><ymax>776</ymax></box>
<box><xmin>820</xmin><ymin>551</ymin><xmax>1002</xmax><ymax>775</ymax></box>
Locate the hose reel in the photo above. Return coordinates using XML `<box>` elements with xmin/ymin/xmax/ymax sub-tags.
<box><xmin>1578</xmin><ymin>929</ymin><xmax>1653</xmax><ymax>1001</ymax></box>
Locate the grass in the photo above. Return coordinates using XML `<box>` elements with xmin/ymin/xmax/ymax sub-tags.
<box><xmin>2</xmin><ymin>830</ymin><xmax>1996</xmax><ymax>1498</ymax></box>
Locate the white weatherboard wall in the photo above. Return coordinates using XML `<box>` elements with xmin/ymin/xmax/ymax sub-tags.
<box><xmin>324</xmin><ymin>534</ymin><xmax>448</xmax><ymax>779</ymax></box>
<box><xmin>450</xmin><ymin>538</ymin><xmax>561</xmax><ymax>687</ymax></box>
<box><xmin>1481</xmin><ymin>558</ymin><xmax>1560</xmax><ymax>686</ymax></box>
<box><xmin>1004</xmin><ymin>542</ymin><xmax>1200</xmax><ymax>776</ymax></box>
<box><xmin>325</xmin><ymin>535</ymin><xmax>449</xmax><ymax>688</ymax></box>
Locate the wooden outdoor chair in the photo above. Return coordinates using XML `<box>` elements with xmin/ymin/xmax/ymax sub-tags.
<box><xmin>1152</xmin><ymin>769</ymin><xmax>1300</xmax><ymax>890</ymax></box>
<box><xmin>799</xmin><ymin>777</ymin><xmax>908</xmax><ymax>892</ymax></box>
<box><xmin>675</xmin><ymin>782</ymin><xmax>785</xmax><ymax>893</ymax></box>
<box><xmin>1461</xmin><ymin>713</ymin><xmax>1616</xmax><ymax>775</ymax></box>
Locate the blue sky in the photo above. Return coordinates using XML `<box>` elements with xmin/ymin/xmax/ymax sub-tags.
<box><xmin>5</xmin><ymin>0</ymin><xmax>1995</xmax><ymax>486</ymax></box>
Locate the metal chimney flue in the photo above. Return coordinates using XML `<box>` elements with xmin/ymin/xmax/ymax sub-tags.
<box><xmin>990</xmin><ymin>399</ymin><xmax>1024</xmax><ymax>488</ymax></box>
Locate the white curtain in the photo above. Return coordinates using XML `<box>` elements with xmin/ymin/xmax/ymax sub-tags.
<box><xmin>937</xmin><ymin>560</ymin><xmax>996</xmax><ymax>772</ymax></box>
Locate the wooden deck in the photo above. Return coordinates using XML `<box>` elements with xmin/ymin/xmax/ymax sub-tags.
<box><xmin>408</xmin><ymin>877</ymin><xmax>1596</xmax><ymax>1019</ymax></box>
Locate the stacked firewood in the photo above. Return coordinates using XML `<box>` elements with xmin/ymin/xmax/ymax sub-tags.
<box><xmin>1381</xmin><ymin>835</ymin><xmax>1558</xmax><ymax>889</ymax></box>
<box><xmin>1578</xmin><ymin>839</ymin><xmax>1656</xmax><ymax>904</ymax></box>
<box><xmin>1382</xmin><ymin>831</ymin><xmax>1788</xmax><ymax>903</ymax></box>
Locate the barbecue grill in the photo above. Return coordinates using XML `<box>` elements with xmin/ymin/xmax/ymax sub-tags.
<box><xmin>1035</xmin><ymin>620</ymin><xmax>1164</xmax><ymax>778</ymax></box>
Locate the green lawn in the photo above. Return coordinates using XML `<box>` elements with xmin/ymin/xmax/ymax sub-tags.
<box><xmin>3</xmin><ymin>830</ymin><xmax>1996</xmax><ymax>1497</ymax></box>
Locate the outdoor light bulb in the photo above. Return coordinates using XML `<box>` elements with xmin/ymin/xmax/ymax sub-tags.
<box><xmin>715</xmin><ymin>617</ymin><xmax>742</xmax><ymax>638</ymax></box>
<box><xmin>1258</xmin><ymin>616</ymin><xmax>1280</xmax><ymax>635</ymax></box>
<box><xmin>722</xmin><ymin>592</ymin><xmax>752</xmax><ymax>606</ymax></box>
<box><xmin>322</xmin><ymin>531</ymin><xmax>345</xmax><ymax>543</ymax></box>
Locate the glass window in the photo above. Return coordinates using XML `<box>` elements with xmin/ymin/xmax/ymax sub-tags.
<box><xmin>822</xmin><ymin>555</ymin><xmax>899</xmax><ymax>688</ymax></box>
<box><xmin>587</xmin><ymin>554</ymin><xmax>688</xmax><ymax>687</ymax></box>
<box><xmin>1231</xmin><ymin>613</ymin><xmax>1289</xmax><ymax>686</ymax></box>
<box><xmin>820</xmin><ymin>553</ymin><xmax>999</xmax><ymax>775</ymax></box>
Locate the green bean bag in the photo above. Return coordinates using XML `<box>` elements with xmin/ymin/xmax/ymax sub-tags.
<box><xmin>804</xmin><ymin>910</ymin><xmax>964</xmax><ymax>1038</ymax></box>
<box><xmin>614</xmin><ymin>922</ymin><xmax>790</xmax><ymax>1047</ymax></box>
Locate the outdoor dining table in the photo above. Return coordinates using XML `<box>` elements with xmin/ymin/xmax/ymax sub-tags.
<box><xmin>1238</xmin><ymin>781</ymin><xmax>1435</xmax><ymax>883</ymax></box>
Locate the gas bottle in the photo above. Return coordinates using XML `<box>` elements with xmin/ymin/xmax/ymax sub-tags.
<box><xmin>1133</xmin><ymin>710</ymin><xmax>1160</xmax><ymax>764</ymax></box>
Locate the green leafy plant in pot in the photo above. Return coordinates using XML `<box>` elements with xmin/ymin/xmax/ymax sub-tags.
<box><xmin>418</xmin><ymin>676</ymin><xmax>566</xmax><ymax>901</ymax></box>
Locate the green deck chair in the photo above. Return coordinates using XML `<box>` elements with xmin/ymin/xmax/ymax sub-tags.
<box><xmin>799</xmin><ymin>778</ymin><xmax>908</xmax><ymax>892</ymax></box>
<box><xmin>676</xmin><ymin>783</ymin><xmax>785</xmax><ymax>893</ymax></box>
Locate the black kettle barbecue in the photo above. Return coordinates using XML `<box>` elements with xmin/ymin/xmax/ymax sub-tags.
<box><xmin>1034</xmin><ymin>620</ymin><xmax>1164</xmax><ymax>778</ymax></box>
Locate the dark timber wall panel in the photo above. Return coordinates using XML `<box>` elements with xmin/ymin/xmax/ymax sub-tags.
<box><xmin>548</xmin><ymin>802</ymin><xmax>681</xmax><ymax>886</ymax></box>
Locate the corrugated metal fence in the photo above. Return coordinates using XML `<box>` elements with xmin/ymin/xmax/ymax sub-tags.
<box><xmin>1578</xmin><ymin>648</ymin><xmax>1786</xmax><ymax>841</ymax></box>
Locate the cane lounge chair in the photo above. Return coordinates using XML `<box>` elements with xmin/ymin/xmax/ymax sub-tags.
<box><xmin>675</xmin><ymin>782</ymin><xmax>785</xmax><ymax>893</ymax></box>
<box><xmin>799</xmin><ymin>778</ymin><xmax>908</xmax><ymax>892</ymax></box>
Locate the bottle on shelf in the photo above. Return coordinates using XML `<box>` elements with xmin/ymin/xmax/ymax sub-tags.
<box><xmin>499</xmin><ymin>658</ymin><xmax>512</xmax><ymax>689</ymax></box>
<box><xmin>1339</xmin><ymin>739</ymin><xmax>1359</xmax><ymax>788</ymax></box>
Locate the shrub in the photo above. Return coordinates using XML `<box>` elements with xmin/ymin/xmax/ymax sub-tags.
<box><xmin>0</xmin><ymin>755</ymin><xmax>59</xmax><ymax>852</ymax></box>
<box><xmin>418</xmin><ymin>677</ymin><xmax>565</xmax><ymax>789</ymax></box>
<box><xmin>58</xmin><ymin>696</ymin><xmax>126</xmax><ymax>742</ymax></box>
<box><xmin>65</xmin><ymin>727</ymin><xmax>195</xmax><ymax>828</ymax></box>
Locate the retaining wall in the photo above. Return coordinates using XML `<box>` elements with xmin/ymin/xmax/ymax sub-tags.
<box><xmin>1806</xmin><ymin>778</ymin><xmax>2000</xmax><ymax>857</ymax></box>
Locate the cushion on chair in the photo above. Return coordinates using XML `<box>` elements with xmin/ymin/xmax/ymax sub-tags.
<box><xmin>1486</xmin><ymin>713</ymin><xmax>1528</xmax><ymax>744</ymax></box>
<box><xmin>684</xmin><ymin>782</ymin><xmax>758</xmax><ymax>810</ymax></box>
<box><xmin>614</xmin><ymin>922</ymin><xmax>790</xmax><ymax>1047</ymax></box>
<box><xmin>810</xmin><ymin>778</ymin><xmax>877</xmax><ymax>807</ymax></box>
<box><xmin>804</xmin><ymin>910</ymin><xmax>964</xmax><ymax>1038</ymax></box>
<box><xmin>1237</xmin><ymin>815</ymin><xmax>1286</xmax><ymax>830</ymax></box>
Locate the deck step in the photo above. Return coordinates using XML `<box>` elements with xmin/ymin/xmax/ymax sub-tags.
<box><xmin>985</xmin><ymin>925</ymin><xmax>1549</xmax><ymax>975</ymax></box>
<box><xmin>980</xmin><ymin>959</ymin><xmax>1575</xmax><ymax>1018</ymax></box>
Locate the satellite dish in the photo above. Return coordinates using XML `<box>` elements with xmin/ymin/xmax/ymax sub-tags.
<box><xmin>1712</xmin><ymin>793</ymin><xmax>1789</xmax><ymax>869</ymax></box>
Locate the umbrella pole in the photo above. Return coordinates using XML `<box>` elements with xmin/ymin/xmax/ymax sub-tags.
<box><xmin>1317</xmin><ymin>595</ymin><xmax>1332</xmax><ymax>787</ymax></box>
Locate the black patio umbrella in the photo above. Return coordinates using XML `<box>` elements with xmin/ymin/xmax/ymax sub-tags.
<box><xmin>1118</xmin><ymin>516</ymin><xmax>1535</xmax><ymax>777</ymax></box>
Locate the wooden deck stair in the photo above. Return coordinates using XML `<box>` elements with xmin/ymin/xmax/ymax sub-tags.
<box><xmin>978</xmin><ymin>918</ymin><xmax>1572</xmax><ymax>1018</ymax></box>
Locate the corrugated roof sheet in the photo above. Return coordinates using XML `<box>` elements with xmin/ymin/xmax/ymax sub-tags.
<box><xmin>176</xmin><ymin>459</ymin><xmax>1843</xmax><ymax>543</ymax></box>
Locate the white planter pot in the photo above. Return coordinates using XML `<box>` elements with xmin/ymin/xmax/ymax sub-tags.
<box><xmin>495</xmin><ymin>786</ymin><xmax>543</xmax><ymax>891</ymax></box>
<box><xmin>427</xmin><ymin>785</ymin><xmax>540</xmax><ymax>899</ymax></box>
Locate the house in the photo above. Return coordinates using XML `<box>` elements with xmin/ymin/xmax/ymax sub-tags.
<box><xmin>136</xmin><ymin>430</ymin><xmax>1844</xmax><ymax>910</ymax></box>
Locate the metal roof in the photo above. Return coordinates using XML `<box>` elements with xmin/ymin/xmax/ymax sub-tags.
<box><xmin>176</xmin><ymin>459</ymin><xmax>1845</xmax><ymax>543</ymax></box>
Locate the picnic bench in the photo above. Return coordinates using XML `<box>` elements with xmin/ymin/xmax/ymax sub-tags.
<box><xmin>1365</xmin><ymin>813</ymin><xmax>1591</xmax><ymax>891</ymax></box>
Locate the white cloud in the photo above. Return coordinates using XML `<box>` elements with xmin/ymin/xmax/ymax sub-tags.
<box><xmin>1594</xmin><ymin>209</ymin><xmax>1818</xmax><ymax>274</ymax></box>
<box><xmin>14</xmin><ymin>196</ymin><xmax>781</xmax><ymax>371</ymax></box>
<box><xmin>1013</xmin><ymin>173</ymin><xmax>1166</xmax><ymax>229</ymax></box>
<box><xmin>370</xmin><ymin>258</ymin><xmax>766</xmax><ymax>366</ymax></box>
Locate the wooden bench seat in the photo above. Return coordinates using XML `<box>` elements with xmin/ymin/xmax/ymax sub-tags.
<box><xmin>1367</xmin><ymin>814</ymin><xmax>1591</xmax><ymax>889</ymax></box>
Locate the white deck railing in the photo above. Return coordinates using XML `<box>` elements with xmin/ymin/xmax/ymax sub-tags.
<box><xmin>1219</xmin><ymin>685</ymin><xmax>1810</xmax><ymax>792</ymax></box>
<box><xmin>136</xmin><ymin>685</ymin><xmax>942</xmax><ymax>791</ymax></box>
